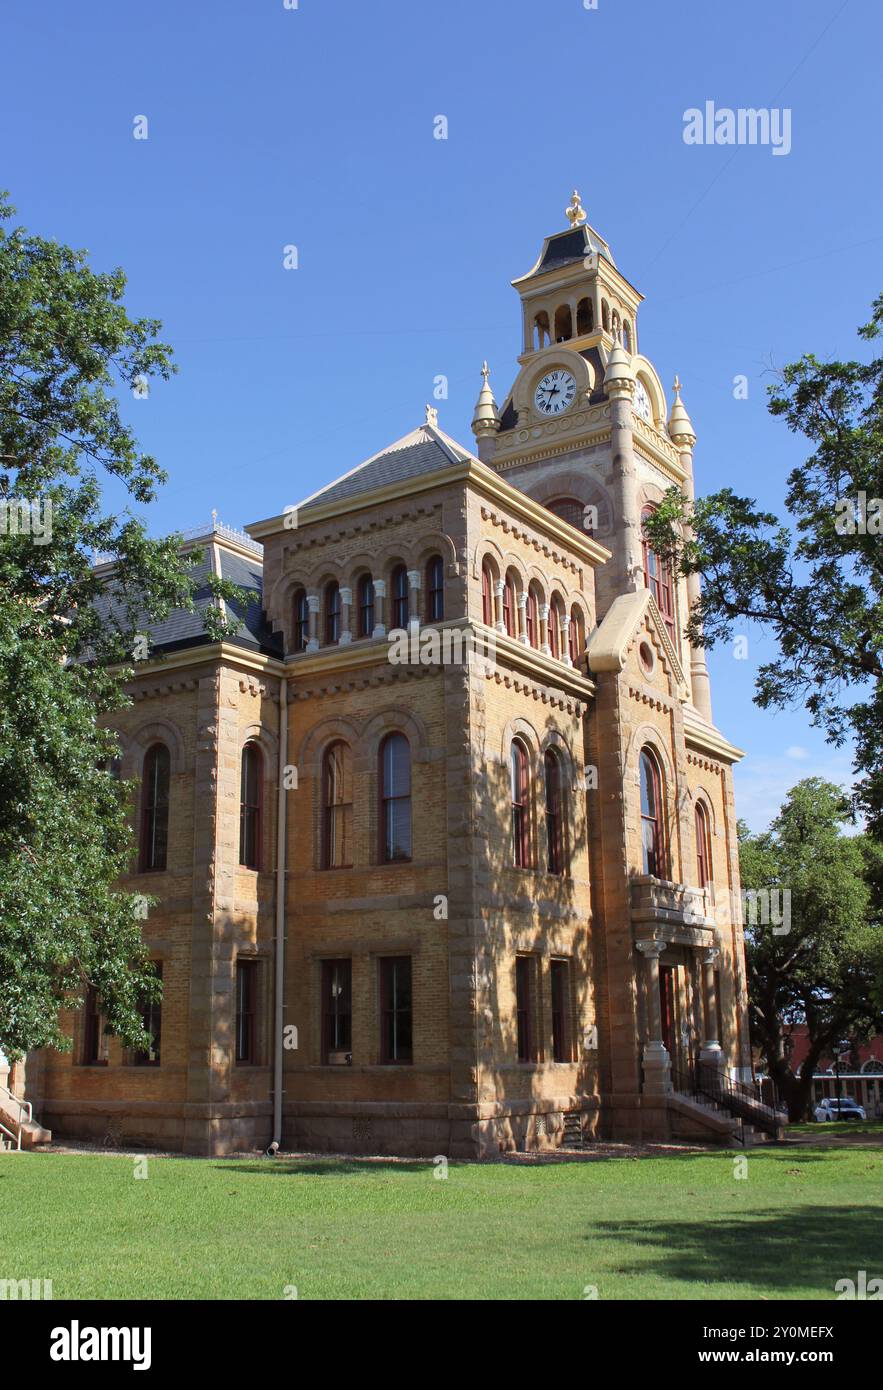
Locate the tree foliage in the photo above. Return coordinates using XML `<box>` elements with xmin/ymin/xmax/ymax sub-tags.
<box><xmin>0</xmin><ymin>194</ymin><xmax>242</xmax><ymax>1057</ymax></box>
<box><xmin>644</xmin><ymin>296</ymin><xmax>883</xmax><ymax>837</ymax></box>
<box><xmin>739</xmin><ymin>779</ymin><xmax>882</xmax><ymax>1120</ymax></box>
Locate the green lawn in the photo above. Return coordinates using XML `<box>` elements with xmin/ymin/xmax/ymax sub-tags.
<box><xmin>2</xmin><ymin>1143</ymin><xmax>881</xmax><ymax>1300</ymax></box>
<box><xmin>788</xmin><ymin>1119</ymin><xmax>883</xmax><ymax>1138</ymax></box>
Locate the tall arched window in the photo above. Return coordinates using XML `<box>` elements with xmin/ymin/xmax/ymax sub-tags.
<box><xmin>292</xmin><ymin>588</ymin><xmax>309</xmax><ymax>653</ymax></box>
<box><xmin>357</xmin><ymin>574</ymin><xmax>375</xmax><ymax>638</ymax></box>
<box><xmin>695</xmin><ymin>801</ymin><xmax>712</xmax><ymax>889</ymax></box>
<box><xmin>526</xmin><ymin>587</ymin><xmax>539</xmax><ymax>648</ymax></box>
<box><xmin>481</xmin><ymin>562</ymin><xmax>494</xmax><ymax>626</ymax></box>
<box><xmin>533</xmin><ymin>310</ymin><xmax>550</xmax><ymax>350</ymax></box>
<box><xmin>622</xmin><ymin>321</ymin><xmax>632</xmax><ymax>352</ymax></box>
<box><xmin>140</xmin><ymin>743</ymin><xmax>170</xmax><ymax>872</ymax></box>
<box><xmin>641</xmin><ymin>506</ymin><xmax>675</xmax><ymax>641</ymax></box>
<box><xmin>511</xmin><ymin>741</ymin><xmax>530</xmax><ymax>869</ymax></box>
<box><xmin>544</xmin><ymin>749</ymin><xmax>564</xmax><ymax>875</ymax></box>
<box><xmin>391</xmin><ymin>564</ymin><xmax>409</xmax><ymax>629</ymax></box>
<box><xmin>324</xmin><ymin>580</ymin><xmax>341</xmax><ymax>645</ymax></box>
<box><xmin>322</xmin><ymin>742</ymin><xmax>353</xmax><ymax>869</ymax></box>
<box><xmin>239</xmin><ymin>743</ymin><xmax>262</xmax><ymax>870</ymax></box>
<box><xmin>380</xmin><ymin>733</ymin><xmax>412</xmax><ymax>863</ymax></box>
<box><xmin>503</xmin><ymin>572</ymin><xmax>517</xmax><ymax>638</ymax></box>
<box><xmin>549</xmin><ymin>598</ymin><xmax>564</xmax><ymax>660</ymax></box>
<box><xmin>640</xmin><ymin>748</ymin><xmax>667</xmax><ymax>878</ymax></box>
<box><xmin>569</xmin><ymin>605</ymin><xmax>583</xmax><ymax>664</ymax></box>
<box><xmin>425</xmin><ymin>555</ymin><xmax>444</xmax><ymax>622</ymax></box>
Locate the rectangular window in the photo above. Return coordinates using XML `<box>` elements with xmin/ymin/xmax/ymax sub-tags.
<box><xmin>550</xmin><ymin>959</ymin><xmax>573</xmax><ymax>1063</ymax></box>
<box><xmin>132</xmin><ymin>963</ymin><xmax>163</xmax><ymax>1066</ymax></box>
<box><xmin>82</xmin><ymin>986</ymin><xmax>107</xmax><ymax>1065</ymax></box>
<box><xmin>516</xmin><ymin>955</ymin><xmax>537</xmax><ymax>1062</ymax></box>
<box><xmin>235</xmin><ymin>960</ymin><xmax>259</xmax><ymax>1065</ymax></box>
<box><xmin>322</xmin><ymin>960</ymin><xmax>352</xmax><ymax>1063</ymax></box>
<box><xmin>379</xmin><ymin>957</ymin><xmax>412</xmax><ymax>1064</ymax></box>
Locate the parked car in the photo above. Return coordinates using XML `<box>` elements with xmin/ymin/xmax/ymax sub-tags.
<box><xmin>813</xmin><ymin>1097</ymin><xmax>867</xmax><ymax>1122</ymax></box>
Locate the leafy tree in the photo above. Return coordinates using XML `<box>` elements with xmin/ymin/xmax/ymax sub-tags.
<box><xmin>644</xmin><ymin>296</ymin><xmax>883</xmax><ymax>838</ymax></box>
<box><xmin>740</xmin><ymin>778</ymin><xmax>882</xmax><ymax>1121</ymax></box>
<box><xmin>0</xmin><ymin>194</ymin><xmax>241</xmax><ymax>1058</ymax></box>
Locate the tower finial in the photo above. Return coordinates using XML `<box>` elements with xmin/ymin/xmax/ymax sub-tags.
<box><xmin>424</xmin><ymin>403</ymin><xmax>439</xmax><ymax>428</ymax></box>
<box><xmin>481</xmin><ymin>359</ymin><xmax>490</xmax><ymax>382</ymax></box>
<box><xmin>673</xmin><ymin>374</ymin><xmax>683</xmax><ymax>400</ymax></box>
<box><xmin>566</xmin><ymin>189</ymin><xmax>586</xmax><ymax>229</ymax></box>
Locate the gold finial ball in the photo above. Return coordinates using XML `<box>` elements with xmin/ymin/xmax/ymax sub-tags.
<box><xmin>566</xmin><ymin>189</ymin><xmax>586</xmax><ymax>228</ymax></box>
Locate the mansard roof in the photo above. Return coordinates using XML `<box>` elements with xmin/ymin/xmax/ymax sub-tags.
<box><xmin>297</xmin><ymin>417</ymin><xmax>476</xmax><ymax>515</ymax></box>
<box><xmin>92</xmin><ymin>523</ymin><xmax>282</xmax><ymax>660</ymax></box>
<box><xmin>512</xmin><ymin>223</ymin><xmax>616</xmax><ymax>285</ymax></box>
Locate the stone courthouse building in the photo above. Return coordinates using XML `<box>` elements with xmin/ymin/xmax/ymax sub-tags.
<box><xmin>24</xmin><ymin>194</ymin><xmax>753</xmax><ymax>1156</ymax></box>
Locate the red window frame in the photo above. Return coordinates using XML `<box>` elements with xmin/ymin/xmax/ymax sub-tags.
<box><xmin>379</xmin><ymin>732</ymin><xmax>412</xmax><ymax>863</ymax></box>
<box><xmin>511</xmin><ymin>740</ymin><xmax>530</xmax><ymax>869</ymax></box>
<box><xmin>322</xmin><ymin>741</ymin><xmax>353</xmax><ymax>869</ymax></box>
<box><xmin>481</xmin><ymin>564</ymin><xmax>494</xmax><ymax>626</ymax></box>
<box><xmin>503</xmin><ymin>575</ymin><xmax>517</xmax><ymax>637</ymax></box>
<box><xmin>239</xmin><ymin>743</ymin><xmax>262</xmax><ymax>870</ymax></box>
<box><xmin>641</xmin><ymin>506</ymin><xmax>675</xmax><ymax>641</ymax></box>
<box><xmin>544</xmin><ymin>749</ymin><xmax>564</xmax><ymax>875</ymax></box>
<box><xmin>139</xmin><ymin>742</ymin><xmax>170</xmax><ymax>873</ymax></box>
<box><xmin>549</xmin><ymin>601</ymin><xmax>561</xmax><ymax>659</ymax></box>
<box><xmin>695</xmin><ymin>802</ymin><xmax>712</xmax><ymax>888</ymax></box>
<box><xmin>568</xmin><ymin>605</ymin><xmax>581</xmax><ymax>663</ymax></box>
<box><xmin>526</xmin><ymin>589</ymin><xmax>538</xmax><ymax>647</ymax></box>
<box><xmin>640</xmin><ymin>748</ymin><xmax>667</xmax><ymax>878</ymax></box>
<box><xmin>425</xmin><ymin>555</ymin><xmax>444</xmax><ymax>622</ymax></box>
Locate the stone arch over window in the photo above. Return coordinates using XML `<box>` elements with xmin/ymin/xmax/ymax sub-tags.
<box><xmin>354</xmin><ymin>571</ymin><xmax>375</xmax><ymax>639</ymax></box>
<box><xmin>622</xmin><ymin>320</ymin><xmax>633</xmax><ymax>352</ymax></box>
<box><xmin>554</xmin><ymin>304</ymin><xmax>573</xmax><ymax>343</ymax></box>
<box><xmin>639</xmin><ymin>746</ymin><xmax>668</xmax><ymax>879</ymax></box>
<box><xmin>528</xmin><ymin>471</ymin><xmax>614</xmax><ymax>541</ymax></box>
<box><xmin>694</xmin><ymin>797</ymin><xmax>712</xmax><ymax>889</ymax></box>
<box><xmin>576</xmin><ymin>297</ymin><xmax>593</xmax><ymax>335</ymax></box>
<box><xmin>125</xmin><ymin>718</ymin><xmax>186</xmax><ymax>782</ymax></box>
<box><xmin>139</xmin><ymin>742</ymin><xmax>171</xmax><ymax>873</ymax></box>
<box><xmin>510</xmin><ymin>737</ymin><xmax>531</xmax><ymax>870</ymax></box>
<box><xmin>626</xmin><ymin>726</ymin><xmax>677</xmax><ymax>877</ymax></box>
<box><xmin>321</xmin><ymin>740</ymin><xmax>353</xmax><ymax>870</ymax></box>
<box><xmin>568</xmin><ymin>602</ymin><xmax>588</xmax><ymax>663</ymax></box>
<box><xmin>296</xmin><ymin>717</ymin><xmax>362</xmax><ymax>782</ymax></box>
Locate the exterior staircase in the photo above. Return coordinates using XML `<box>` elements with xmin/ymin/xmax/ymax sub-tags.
<box><xmin>670</xmin><ymin>1063</ymin><xmax>785</xmax><ymax>1146</ymax></box>
<box><xmin>0</xmin><ymin>1085</ymin><xmax>51</xmax><ymax>1151</ymax></box>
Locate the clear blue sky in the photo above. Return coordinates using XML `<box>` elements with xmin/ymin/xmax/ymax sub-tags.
<box><xmin>3</xmin><ymin>0</ymin><xmax>880</xmax><ymax>830</ymax></box>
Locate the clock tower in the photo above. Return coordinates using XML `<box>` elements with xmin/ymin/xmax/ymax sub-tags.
<box><xmin>472</xmin><ymin>190</ymin><xmax>713</xmax><ymax>723</ymax></box>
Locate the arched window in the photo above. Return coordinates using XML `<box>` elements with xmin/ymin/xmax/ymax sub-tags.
<box><xmin>380</xmin><ymin>733</ymin><xmax>412</xmax><ymax>863</ymax></box>
<box><xmin>622</xmin><ymin>321</ymin><xmax>632</xmax><ymax>352</ymax></box>
<box><xmin>695</xmin><ymin>801</ymin><xmax>712</xmax><ymax>889</ymax></box>
<box><xmin>292</xmin><ymin>587</ymin><xmax>309</xmax><ymax>653</ymax></box>
<box><xmin>576</xmin><ymin>297</ymin><xmax>593</xmax><ymax>335</ymax></box>
<box><xmin>239</xmin><ymin>743</ymin><xmax>262</xmax><ymax>870</ymax></box>
<box><xmin>511</xmin><ymin>740</ymin><xmax>530</xmax><ymax>869</ymax></box>
<box><xmin>481</xmin><ymin>562</ymin><xmax>494</xmax><ymax>626</ymax></box>
<box><xmin>569</xmin><ymin>605</ymin><xmax>584</xmax><ymax>664</ymax></box>
<box><xmin>602</xmin><ymin>300</ymin><xmax>611</xmax><ymax>333</ymax></box>
<box><xmin>641</xmin><ymin>506</ymin><xmax>675</xmax><ymax>641</ymax></box>
<box><xmin>425</xmin><ymin>555</ymin><xmax>444</xmax><ymax>622</ymax></box>
<box><xmin>526</xmin><ymin>587</ymin><xmax>539</xmax><ymax>648</ymax></box>
<box><xmin>357</xmin><ymin>574</ymin><xmax>375</xmax><ymax>638</ymax></box>
<box><xmin>502</xmin><ymin>572</ymin><xmax>517</xmax><ymax>638</ymax></box>
<box><xmin>324</xmin><ymin>581</ymin><xmax>341</xmax><ymax>645</ymax></box>
<box><xmin>533</xmin><ymin>310</ymin><xmax>550</xmax><ymax>350</ymax></box>
<box><xmin>640</xmin><ymin>748</ymin><xmax>667</xmax><ymax>878</ymax></box>
<box><xmin>546</xmin><ymin>497</ymin><xmax>586</xmax><ymax>532</ymax></box>
<box><xmin>549</xmin><ymin>598</ymin><xmax>564</xmax><ymax>660</ymax></box>
<box><xmin>322</xmin><ymin>742</ymin><xmax>353</xmax><ymax>869</ymax></box>
<box><xmin>390</xmin><ymin>564</ymin><xmax>409</xmax><ymax>629</ymax></box>
<box><xmin>554</xmin><ymin>304</ymin><xmax>573</xmax><ymax>343</ymax></box>
<box><xmin>544</xmin><ymin>749</ymin><xmax>564</xmax><ymax>875</ymax></box>
<box><xmin>140</xmin><ymin>743</ymin><xmax>170</xmax><ymax>872</ymax></box>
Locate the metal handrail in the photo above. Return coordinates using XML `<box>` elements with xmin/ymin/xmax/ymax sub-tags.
<box><xmin>0</xmin><ymin>1118</ymin><xmax>21</xmax><ymax>1152</ymax></box>
<box><xmin>670</xmin><ymin>1062</ymin><xmax>746</xmax><ymax>1145</ymax></box>
<box><xmin>695</xmin><ymin>1063</ymin><xmax>783</xmax><ymax>1137</ymax></box>
<box><xmin>0</xmin><ymin>1082</ymin><xmax>32</xmax><ymax>1128</ymax></box>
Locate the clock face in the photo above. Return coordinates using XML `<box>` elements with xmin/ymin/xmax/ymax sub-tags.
<box><xmin>633</xmin><ymin>379</ymin><xmax>651</xmax><ymax>422</ymax></box>
<box><xmin>534</xmin><ymin>369</ymin><xmax>576</xmax><ymax>416</ymax></box>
